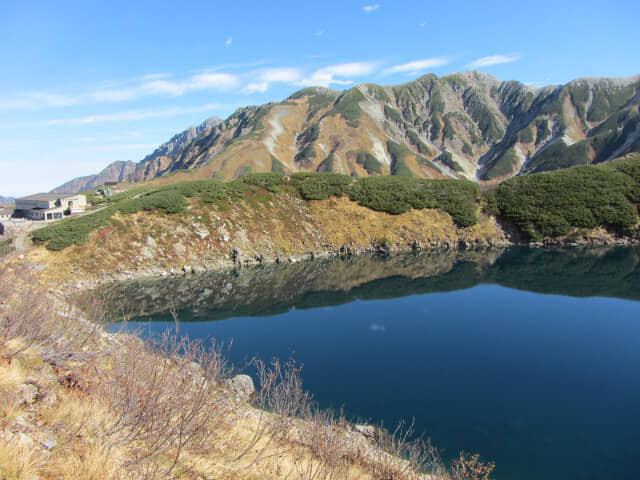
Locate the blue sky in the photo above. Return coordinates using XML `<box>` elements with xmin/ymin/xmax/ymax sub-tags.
<box><xmin>1</xmin><ymin>0</ymin><xmax>638</xmax><ymax>197</ymax></box>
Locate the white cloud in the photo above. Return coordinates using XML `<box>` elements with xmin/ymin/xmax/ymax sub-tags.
<box><xmin>260</xmin><ymin>68</ymin><xmax>301</xmax><ymax>83</ymax></box>
<box><xmin>40</xmin><ymin>103</ymin><xmax>229</xmax><ymax>126</ymax></box>
<box><xmin>383</xmin><ymin>57</ymin><xmax>450</xmax><ymax>75</ymax></box>
<box><xmin>225</xmin><ymin>37</ymin><xmax>232</xmax><ymax>46</ymax></box>
<box><xmin>466</xmin><ymin>54</ymin><xmax>520</xmax><ymax>69</ymax></box>
<box><xmin>242</xmin><ymin>68</ymin><xmax>302</xmax><ymax>94</ymax></box>
<box><xmin>314</xmin><ymin>29</ymin><xmax>325</xmax><ymax>36</ymax></box>
<box><xmin>0</xmin><ymin>92</ymin><xmax>78</xmax><ymax>110</ymax></box>
<box><xmin>363</xmin><ymin>4</ymin><xmax>380</xmax><ymax>12</ymax></box>
<box><xmin>65</xmin><ymin>143</ymin><xmax>158</xmax><ymax>153</ymax></box>
<box><xmin>2</xmin><ymin>72</ymin><xmax>241</xmax><ymax>109</ymax></box>
<box><xmin>299</xmin><ymin>62</ymin><xmax>378</xmax><ymax>88</ymax></box>
<box><xmin>243</xmin><ymin>82</ymin><xmax>269</xmax><ymax>94</ymax></box>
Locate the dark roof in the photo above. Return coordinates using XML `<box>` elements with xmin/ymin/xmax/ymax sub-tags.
<box><xmin>16</xmin><ymin>193</ymin><xmax>81</xmax><ymax>201</ymax></box>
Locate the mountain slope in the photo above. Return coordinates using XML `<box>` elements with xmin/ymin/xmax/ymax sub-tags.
<box><xmin>51</xmin><ymin>116</ymin><xmax>223</xmax><ymax>192</ymax></box>
<box><xmin>52</xmin><ymin>160</ymin><xmax>137</xmax><ymax>193</ymax></box>
<box><xmin>55</xmin><ymin>72</ymin><xmax>640</xmax><ymax>190</ymax></box>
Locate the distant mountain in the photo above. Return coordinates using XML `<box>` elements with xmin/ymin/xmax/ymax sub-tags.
<box><xmin>0</xmin><ymin>195</ymin><xmax>14</xmax><ymax>204</ymax></box>
<box><xmin>54</xmin><ymin>72</ymin><xmax>640</xmax><ymax>188</ymax></box>
<box><xmin>52</xmin><ymin>160</ymin><xmax>137</xmax><ymax>193</ymax></box>
<box><xmin>51</xmin><ymin>116</ymin><xmax>223</xmax><ymax>192</ymax></box>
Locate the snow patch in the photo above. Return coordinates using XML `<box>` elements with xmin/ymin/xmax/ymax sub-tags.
<box><xmin>263</xmin><ymin>107</ymin><xmax>291</xmax><ymax>166</ymax></box>
<box><xmin>369</xmin><ymin>133</ymin><xmax>391</xmax><ymax>166</ymax></box>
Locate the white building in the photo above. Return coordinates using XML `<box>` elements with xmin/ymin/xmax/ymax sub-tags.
<box><xmin>15</xmin><ymin>193</ymin><xmax>87</xmax><ymax>221</ymax></box>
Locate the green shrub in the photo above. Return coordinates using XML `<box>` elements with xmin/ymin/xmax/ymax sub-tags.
<box><xmin>387</xmin><ymin>140</ymin><xmax>415</xmax><ymax>177</ymax></box>
<box><xmin>384</xmin><ymin>105</ymin><xmax>403</xmax><ymax>124</ymax></box>
<box><xmin>32</xmin><ymin>207</ymin><xmax>116</xmax><ymax>250</ymax></box>
<box><xmin>239</xmin><ymin>172</ymin><xmax>285</xmax><ymax>192</ymax></box>
<box><xmin>494</xmin><ymin>161</ymin><xmax>640</xmax><ymax>240</ymax></box>
<box><xmin>436</xmin><ymin>150</ymin><xmax>464</xmax><ymax>172</ymax></box>
<box><xmin>430</xmin><ymin>115</ymin><xmax>442</xmax><ymax>141</ymax></box>
<box><xmin>326</xmin><ymin>88</ymin><xmax>365</xmax><ymax>128</ymax></box>
<box><xmin>317</xmin><ymin>154</ymin><xmax>335</xmax><ymax>172</ymax></box>
<box><xmin>483</xmin><ymin>147</ymin><xmax>519</xmax><ymax>180</ymax></box>
<box><xmin>525</xmin><ymin>139</ymin><xmax>591</xmax><ymax>173</ymax></box>
<box><xmin>518</xmin><ymin>125</ymin><xmax>535</xmax><ymax>143</ymax></box>
<box><xmin>407</xmin><ymin>130</ymin><xmax>433</xmax><ymax>156</ymax></box>
<box><xmin>348</xmin><ymin>176</ymin><xmax>479</xmax><ymax>226</ymax></box>
<box><xmin>271</xmin><ymin>157</ymin><xmax>287</xmax><ymax>174</ymax></box>
<box><xmin>356</xmin><ymin>151</ymin><xmax>383</xmax><ymax>174</ymax></box>
<box><xmin>118</xmin><ymin>190</ymin><xmax>188</xmax><ymax>215</ymax></box>
<box><xmin>289</xmin><ymin>172</ymin><xmax>354</xmax><ymax>200</ymax></box>
<box><xmin>535</xmin><ymin>119</ymin><xmax>550</xmax><ymax>142</ymax></box>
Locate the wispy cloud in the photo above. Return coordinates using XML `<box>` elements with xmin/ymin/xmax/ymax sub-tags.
<box><xmin>466</xmin><ymin>54</ymin><xmax>520</xmax><ymax>69</ymax></box>
<box><xmin>299</xmin><ymin>62</ymin><xmax>378</xmax><ymax>87</ymax></box>
<box><xmin>242</xmin><ymin>68</ymin><xmax>302</xmax><ymax>94</ymax></box>
<box><xmin>363</xmin><ymin>4</ymin><xmax>380</xmax><ymax>13</ymax></box>
<box><xmin>225</xmin><ymin>37</ymin><xmax>232</xmax><ymax>46</ymax></box>
<box><xmin>2</xmin><ymin>72</ymin><xmax>240</xmax><ymax>110</ymax></box>
<box><xmin>40</xmin><ymin>103</ymin><xmax>230</xmax><ymax>126</ymax></box>
<box><xmin>65</xmin><ymin>143</ymin><xmax>158</xmax><ymax>153</ymax></box>
<box><xmin>383</xmin><ymin>57</ymin><xmax>450</xmax><ymax>75</ymax></box>
<box><xmin>314</xmin><ymin>29</ymin><xmax>326</xmax><ymax>36</ymax></box>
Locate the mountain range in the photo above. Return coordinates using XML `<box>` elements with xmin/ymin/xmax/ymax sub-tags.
<box><xmin>0</xmin><ymin>195</ymin><xmax>15</xmax><ymax>204</ymax></box>
<box><xmin>53</xmin><ymin>71</ymin><xmax>640</xmax><ymax>192</ymax></box>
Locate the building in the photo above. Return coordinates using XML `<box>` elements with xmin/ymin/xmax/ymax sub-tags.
<box><xmin>15</xmin><ymin>193</ymin><xmax>87</xmax><ymax>221</ymax></box>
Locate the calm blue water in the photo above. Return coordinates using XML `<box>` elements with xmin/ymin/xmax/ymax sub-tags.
<box><xmin>108</xmin><ymin>248</ymin><xmax>640</xmax><ymax>480</ymax></box>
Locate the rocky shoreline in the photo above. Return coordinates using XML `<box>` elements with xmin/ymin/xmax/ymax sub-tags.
<box><xmin>66</xmin><ymin>232</ymin><xmax>640</xmax><ymax>291</ymax></box>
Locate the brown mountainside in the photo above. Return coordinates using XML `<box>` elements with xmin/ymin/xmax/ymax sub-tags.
<box><xmin>54</xmin><ymin>71</ymin><xmax>640</xmax><ymax>191</ymax></box>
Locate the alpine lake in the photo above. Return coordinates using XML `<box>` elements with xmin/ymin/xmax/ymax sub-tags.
<box><xmin>100</xmin><ymin>247</ymin><xmax>640</xmax><ymax>480</ymax></box>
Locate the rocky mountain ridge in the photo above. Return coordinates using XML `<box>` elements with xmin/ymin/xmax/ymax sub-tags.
<box><xmin>53</xmin><ymin>72</ymin><xmax>640</xmax><ymax>190</ymax></box>
<box><xmin>51</xmin><ymin>116</ymin><xmax>223</xmax><ymax>193</ymax></box>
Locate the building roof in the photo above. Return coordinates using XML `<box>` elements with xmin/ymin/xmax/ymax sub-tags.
<box><xmin>0</xmin><ymin>208</ymin><xmax>13</xmax><ymax>215</ymax></box>
<box><xmin>16</xmin><ymin>192</ymin><xmax>82</xmax><ymax>201</ymax></box>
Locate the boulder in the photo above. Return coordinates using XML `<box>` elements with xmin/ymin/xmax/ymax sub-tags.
<box><xmin>229</xmin><ymin>374</ymin><xmax>255</xmax><ymax>400</ymax></box>
<box><xmin>18</xmin><ymin>383</ymin><xmax>38</xmax><ymax>405</ymax></box>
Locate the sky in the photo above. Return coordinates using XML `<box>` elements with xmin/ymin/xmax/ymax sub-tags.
<box><xmin>1</xmin><ymin>0</ymin><xmax>638</xmax><ymax>197</ymax></box>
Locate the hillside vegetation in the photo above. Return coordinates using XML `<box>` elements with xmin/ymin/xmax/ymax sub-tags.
<box><xmin>32</xmin><ymin>172</ymin><xmax>485</xmax><ymax>252</ymax></box>
<box><xmin>487</xmin><ymin>155</ymin><xmax>640</xmax><ymax>240</ymax></box>
<box><xmin>32</xmin><ymin>156</ymin><xmax>640</xmax><ymax>257</ymax></box>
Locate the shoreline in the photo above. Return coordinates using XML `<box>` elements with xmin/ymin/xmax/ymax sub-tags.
<box><xmin>66</xmin><ymin>234</ymin><xmax>640</xmax><ymax>291</ymax></box>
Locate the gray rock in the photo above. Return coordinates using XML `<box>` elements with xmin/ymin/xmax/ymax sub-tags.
<box><xmin>191</xmin><ymin>264</ymin><xmax>206</xmax><ymax>274</ymax></box>
<box><xmin>41</xmin><ymin>436</ymin><xmax>57</xmax><ymax>450</ymax></box>
<box><xmin>17</xmin><ymin>432</ymin><xmax>34</xmax><ymax>449</ymax></box>
<box><xmin>18</xmin><ymin>383</ymin><xmax>38</xmax><ymax>405</ymax></box>
<box><xmin>229</xmin><ymin>374</ymin><xmax>254</xmax><ymax>400</ymax></box>
<box><xmin>354</xmin><ymin>424</ymin><xmax>377</xmax><ymax>439</ymax></box>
